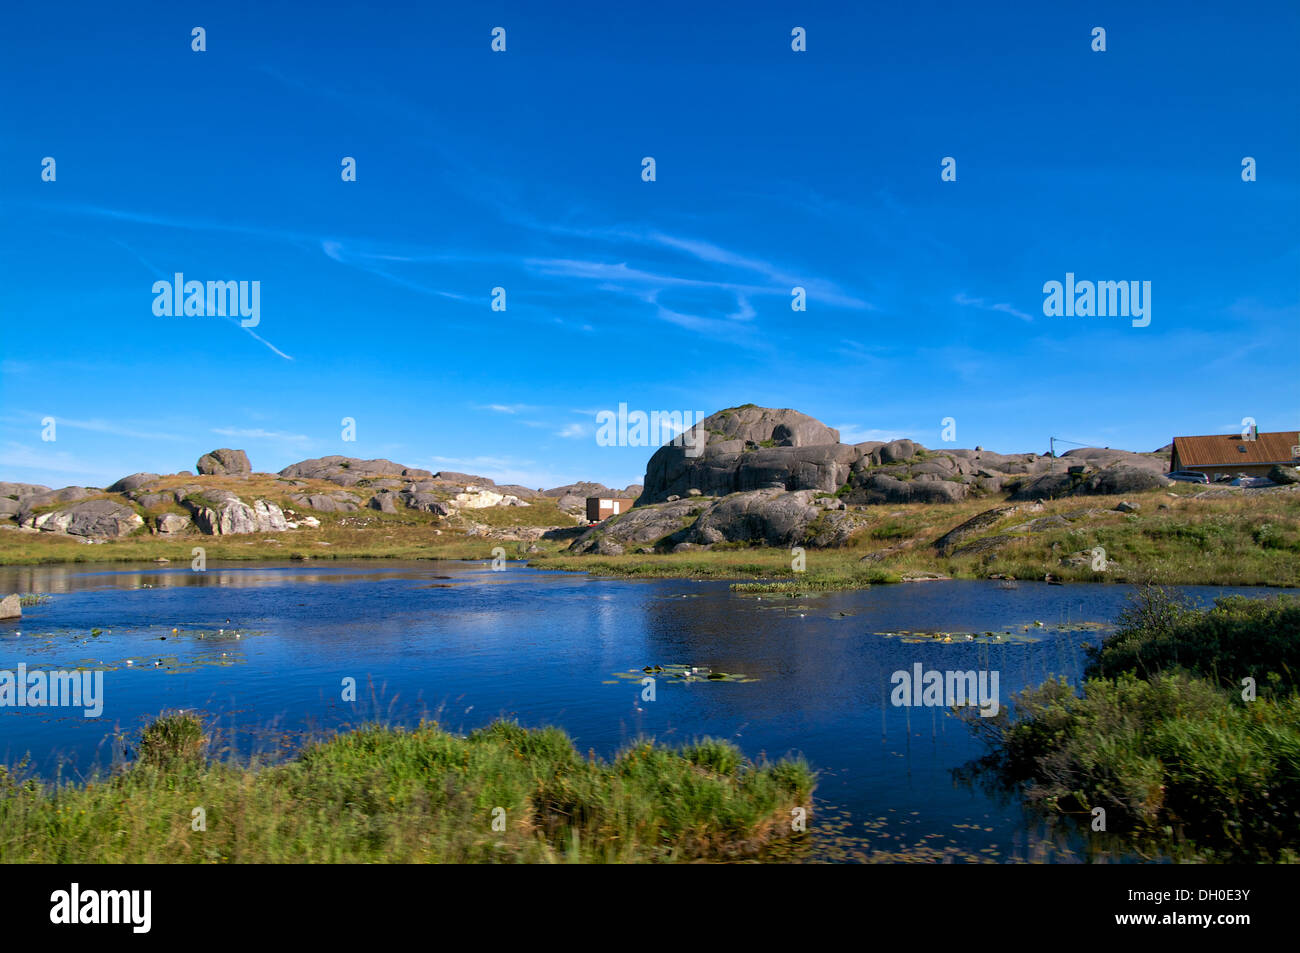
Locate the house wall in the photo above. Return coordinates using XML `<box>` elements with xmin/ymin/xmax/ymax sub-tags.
<box><xmin>1184</xmin><ymin>463</ymin><xmax>1277</xmax><ymax>479</ymax></box>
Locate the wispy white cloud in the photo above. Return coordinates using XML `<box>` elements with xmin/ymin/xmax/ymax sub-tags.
<box><xmin>0</xmin><ymin>441</ymin><xmax>122</xmax><ymax>483</ymax></box>
<box><xmin>475</xmin><ymin>403</ymin><xmax>536</xmax><ymax>415</ymax></box>
<box><xmin>212</xmin><ymin>427</ymin><xmax>311</xmax><ymax>443</ymax></box>
<box><xmin>954</xmin><ymin>292</ymin><xmax>1034</xmax><ymax>323</ymax></box>
<box><xmin>49</xmin><ymin>417</ymin><xmax>185</xmax><ymax>442</ymax></box>
<box><xmin>834</xmin><ymin>425</ymin><xmax>910</xmax><ymax>445</ymax></box>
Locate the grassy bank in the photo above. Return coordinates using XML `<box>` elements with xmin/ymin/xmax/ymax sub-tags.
<box><xmin>962</xmin><ymin>589</ymin><xmax>1300</xmax><ymax>862</ymax></box>
<box><xmin>535</xmin><ymin>486</ymin><xmax>1300</xmax><ymax>588</ymax></box>
<box><xmin>0</xmin><ymin>716</ymin><xmax>815</xmax><ymax>863</ymax></box>
<box><xmin>3</xmin><ymin>484</ymin><xmax>1297</xmax><ymax>589</ymax></box>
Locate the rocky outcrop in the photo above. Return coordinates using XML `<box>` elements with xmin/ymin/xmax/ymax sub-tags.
<box><xmin>21</xmin><ymin>499</ymin><xmax>145</xmax><ymax>538</ymax></box>
<box><xmin>934</xmin><ymin>505</ymin><xmax>1034</xmax><ymax>555</ymax></box>
<box><xmin>1009</xmin><ymin>465</ymin><xmax>1171</xmax><ymax>501</ymax></box>
<box><xmin>107</xmin><ymin>472</ymin><xmax>161</xmax><ymax>493</ymax></box>
<box><xmin>568</xmin><ymin>498</ymin><xmax>704</xmax><ymax>555</ymax></box>
<box><xmin>401</xmin><ymin>491</ymin><xmax>451</xmax><ymax>515</ymax></box>
<box><xmin>432</xmin><ymin>471</ymin><xmax>494</xmax><ymax>485</ymax></box>
<box><xmin>196</xmin><ymin>449</ymin><xmax>251</xmax><ymax>476</ymax></box>
<box><xmin>687</xmin><ymin>489</ymin><xmax>820</xmax><ymax>547</ymax></box>
<box><xmin>568</xmin><ymin>488</ymin><xmax>866</xmax><ymax>554</ymax></box>
<box><xmin>843</xmin><ymin>472</ymin><xmax>968</xmax><ymax>505</ymax></box>
<box><xmin>453</xmin><ymin>487</ymin><xmax>505</xmax><ymax>509</ymax></box>
<box><xmin>16</xmin><ymin>487</ymin><xmax>99</xmax><ymax>514</ymax></box>
<box><xmin>545</xmin><ymin>482</ymin><xmax>644</xmax><ymax>514</ymax></box>
<box><xmin>0</xmin><ymin>594</ymin><xmax>20</xmax><ymax>620</ymax></box>
<box><xmin>0</xmin><ymin>482</ymin><xmax>50</xmax><ymax>498</ymax></box>
<box><xmin>288</xmin><ymin>492</ymin><xmax>361</xmax><ymax>513</ymax></box>
<box><xmin>185</xmin><ymin>494</ymin><xmax>287</xmax><ymax>535</ymax></box>
<box><xmin>155</xmin><ymin>513</ymin><xmax>192</xmax><ymax>535</ymax></box>
<box><xmin>278</xmin><ymin>456</ymin><xmax>432</xmax><ymax>487</ymax></box>
<box><xmin>636</xmin><ymin>405</ymin><xmax>1167</xmax><ymax>508</ymax></box>
<box><xmin>1268</xmin><ymin>465</ymin><xmax>1300</xmax><ymax>485</ymax></box>
<box><xmin>639</xmin><ymin>407</ymin><xmax>846</xmax><ymax>503</ymax></box>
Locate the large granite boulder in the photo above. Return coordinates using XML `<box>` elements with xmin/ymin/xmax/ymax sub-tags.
<box><xmin>196</xmin><ymin>449</ymin><xmax>251</xmax><ymax>475</ymax></box>
<box><xmin>22</xmin><ymin>499</ymin><xmax>145</xmax><ymax>538</ymax></box>
<box><xmin>568</xmin><ymin>488</ymin><xmax>838</xmax><ymax>553</ymax></box>
<box><xmin>186</xmin><ymin>496</ymin><xmax>287</xmax><ymax>534</ymax></box>
<box><xmin>639</xmin><ymin>407</ymin><xmax>849</xmax><ymax>503</ymax></box>
<box><xmin>107</xmin><ymin>472</ymin><xmax>161</xmax><ymax>493</ymax></box>
<box><xmin>155</xmin><ymin>513</ymin><xmax>192</xmax><ymax>535</ymax></box>
<box><xmin>279</xmin><ymin>456</ymin><xmax>432</xmax><ymax>487</ymax></box>
<box><xmin>686</xmin><ymin>489</ymin><xmax>820</xmax><ymax>547</ymax></box>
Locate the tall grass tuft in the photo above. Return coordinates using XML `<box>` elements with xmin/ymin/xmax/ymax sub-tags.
<box><xmin>0</xmin><ymin>717</ymin><xmax>815</xmax><ymax>864</ymax></box>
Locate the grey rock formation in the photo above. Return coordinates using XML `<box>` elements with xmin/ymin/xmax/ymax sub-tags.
<box><xmin>187</xmin><ymin>497</ymin><xmax>286</xmax><ymax>535</ymax></box>
<box><xmin>17</xmin><ymin>487</ymin><xmax>98</xmax><ymax>517</ymax></box>
<box><xmin>22</xmin><ymin>499</ymin><xmax>145</xmax><ymax>538</ymax></box>
<box><xmin>155</xmin><ymin>513</ymin><xmax>192</xmax><ymax>534</ymax></box>
<box><xmin>545</xmin><ymin>482</ymin><xmax>643</xmax><ymax>514</ymax></box>
<box><xmin>1010</xmin><ymin>466</ymin><xmax>1171</xmax><ymax>501</ymax></box>
<box><xmin>639</xmin><ymin>407</ymin><xmax>844</xmax><ymax>503</ymax></box>
<box><xmin>843</xmin><ymin>473</ymin><xmax>967</xmax><ymax>506</ymax></box>
<box><xmin>568</xmin><ymin>498</ymin><xmax>704</xmax><ymax>555</ymax></box>
<box><xmin>0</xmin><ymin>482</ymin><xmax>51</xmax><ymax>498</ymax></box>
<box><xmin>687</xmin><ymin>489</ymin><xmax>819</xmax><ymax>547</ymax></box>
<box><xmin>934</xmin><ymin>505</ymin><xmax>1038</xmax><ymax>555</ymax></box>
<box><xmin>0</xmin><ymin>594</ymin><xmax>20</xmax><ymax>620</ymax></box>
<box><xmin>279</xmin><ymin>456</ymin><xmax>431</xmax><ymax>487</ymax></box>
<box><xmin>947</xmin><ymin>535</ymin><xmax>1016</xmax><ymax>558</ymax></box>
<box><xmin>401</xmin><ymin>491</ymin><xmax>450</xmax><ymax>515</ymax></box>
<box><xmin>1268</xmin><ymin>465</ymin><xmax>1300</xmax><ymax>485</ymax></box>
<box><xmin>288</xmin><ymin>492</ymin><xmax>361</xmax><ymax>513</ymax></box>
<box><xmin>568</xmin><ymin>488</ymin><xmax>852</xmax><ymax>553</ymax></box>
<box><xmin>196</xmin><ymin>449</ymin><xmax>251</xmax><ymax>475</ymax></box>
<box><xmin>432</xmin><ymin>471</ymin><xmax>494</xmax><ymax>485</ymax></box>
<box><xmin>108</xmin><ymin>472</ymin><xmax>161</xmax><ymax>493</ymax></box>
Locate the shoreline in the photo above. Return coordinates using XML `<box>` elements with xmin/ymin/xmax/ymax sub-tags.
<box><xmin>2</xmin><ymin>484</ymin><xmax>1297</xmax><ymax>590</ymax></box>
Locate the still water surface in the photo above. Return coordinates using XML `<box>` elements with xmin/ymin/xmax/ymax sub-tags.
<box><xmin>0</xmin><ymin>561</ymin><xmax>1268</xmax><ymax>861</ymax></box>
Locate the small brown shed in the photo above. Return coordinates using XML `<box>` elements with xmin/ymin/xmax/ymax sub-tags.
<box><xmin>586</xmin><ymin>497</ymin><xmax>637</xmax><ymax>522</ymax></box>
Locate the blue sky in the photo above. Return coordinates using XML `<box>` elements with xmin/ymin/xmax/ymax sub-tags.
<box><xmin>2</xmin><ymin>1</ymin><xmax>1297</xmax><ymax>490</ymax></box>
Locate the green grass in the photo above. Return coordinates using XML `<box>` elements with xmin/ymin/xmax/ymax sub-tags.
<box><xmin>962</xmin><ymin>588</ymin><xmax>1300</xmax><ymax>862</ymax></box>
<box><xmin>457</xmin><ymin>499</ymin><xmax>578</xmax><ymax>529</ymax></box>
<box><xmin>0</xmin><ymin>716</ymin><xmax>815</xmax><ymax>863</ymax></box>
<box><xmin>5</xmin><ymin>483</ymin><xmax>1298</xmax><ymax>589</ymax></box>
<box><xmin>1086</xmin><ymin>587</ymin><xmax>1300</xmax><ymax>695</ymax></box>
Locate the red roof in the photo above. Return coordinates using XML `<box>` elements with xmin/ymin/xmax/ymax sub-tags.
<box><xmin>1172</xmin><ymin>431</ymin><xmax>1299</xmax><ymax>467</ymax></box>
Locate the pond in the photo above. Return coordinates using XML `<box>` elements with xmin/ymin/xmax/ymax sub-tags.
<box><xmin>0</xmin><ymin>560</ymin><xmax>1271</xmax><ymax>861</ymax></box>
